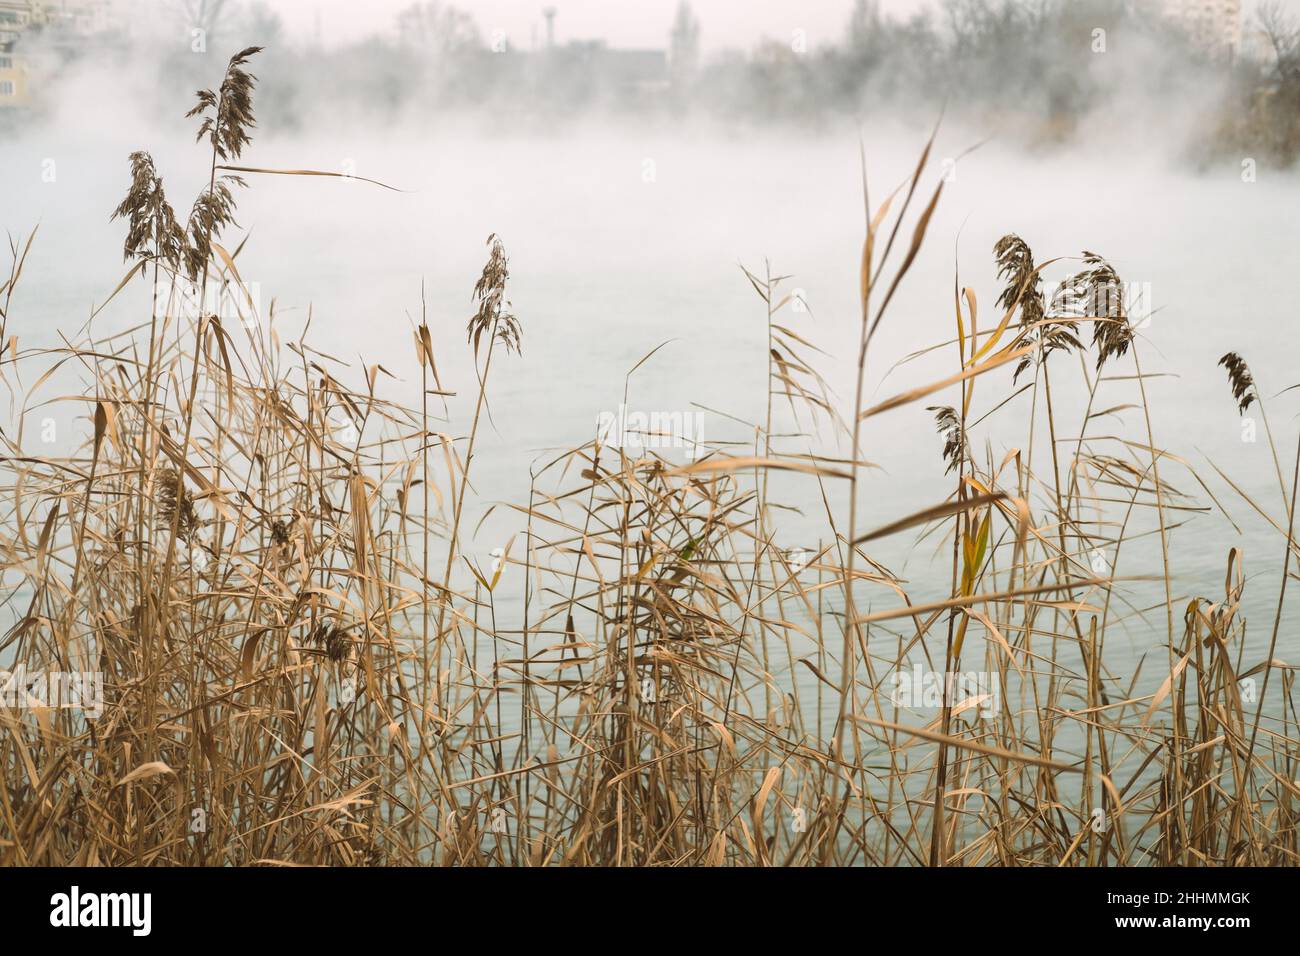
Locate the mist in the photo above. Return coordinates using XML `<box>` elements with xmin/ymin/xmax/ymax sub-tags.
<box><xmin>4</xmin><ymin>0</ymin><xmax>1300</xmax><ymax>875</ymax></box>
<box><xmin>6</xmin><ymin>1</ymin><xmax>1300</xmax><ymax>591</ymax></box>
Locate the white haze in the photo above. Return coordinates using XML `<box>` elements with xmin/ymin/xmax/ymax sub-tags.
<box><xmin>3</xmin><ymin>4</ymin><xmax>1300</xmax><ymax>680</ymax></box>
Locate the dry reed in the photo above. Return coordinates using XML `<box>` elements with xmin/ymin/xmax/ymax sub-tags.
<box><xmin>0</xmin><ymin>50</ymin><xmax>1296</xmax><ymax>867</ymax></box>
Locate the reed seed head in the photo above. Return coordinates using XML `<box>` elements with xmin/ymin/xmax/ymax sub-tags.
<box><xmin>184</xmin><ymin>175</ymin><xmax>244</xmax><ymax>281</ymax></box>
<box><xmin>1054</xmin><ymin>251</ymin><xmax>1130</xmax><ymax>370</ymax></box>
<box><xmin>310</xmin><ymin>622</ymin><xmax>352</xmax><ymax>664</ymax></box>
<box><xmin>928</xmin><ymin>405</ymin><xmax>967</xmax><ymax>474</ymax></box>
<box><xmin>157</xmin><ymin>467</ymin><xmax>198</xmax><ymax>543</ymax></box>
<box><xmin>995</xmin><ymin>234</ymin><xmax>1082</xmax><ymax>382</ymax></box>
<box><xmin>468</xmin><ymin>234</ymin><xmax>522</xmax><ymax>356</ymax></box>
<box><xmin>111</xmin><ymin>151</ymin><xmax>188</xmax><ymax>270</ymax></box>
<box><xmin>1218</xmin><ymin>352</ymin><xmax>1257</xmax><ymax>414</ymax></box>
<box><xmin>187</xmin><ymin>46</ymin><xmax>264</xmax><ymax>162</ymax></box>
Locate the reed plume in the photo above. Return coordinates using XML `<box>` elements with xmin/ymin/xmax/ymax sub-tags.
<box><xmin>468</xmin><ymin>233</ymin><xmax>522</xmax><ymax>356</ymax></box>
<box><xmin>110</xmin><ymin>151</ymin><xmax>187</xmax><ymax>270</ymax></box>
<box><xmin>928</xmin><ymin>404</ymin><xmax>967</xmax><ymax>474</ymax></box>
<box><xmin>156</xmin><ymin>466</ymin><xmax>198</xmax><ymax>543</ymax></box>
<box><xmin>1054</xmin><ymin>251</ymin><xmax>1131</xmax><ymax>369</ymax></box>
<box><xmin>1</xmin><ymin>49</ymin><xmax>1296</xmax><ymax>871</ymax></box>
<box><xmin>1219</xmin><ymin>351</ymin><xmax>1257</xmax><ymax>414</ymax></box>
<box><xmin>994</xmin><ymin>233</ymin><xmax>1080</xmax><ymax>381</ymax></box>
<box><xmin>183</xmin><ymin>46</ymin><xmax>262</xmax><ymax>281</ymax></box>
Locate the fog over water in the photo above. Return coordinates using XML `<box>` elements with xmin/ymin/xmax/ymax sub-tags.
<box><xmin>4</xmin><ymin>1</ymin><xmax>1300</xmax><ymax>702</ymax></box>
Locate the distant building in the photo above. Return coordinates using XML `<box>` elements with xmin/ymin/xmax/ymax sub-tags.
<box><xmin>593</xmin><ymin>46</ymin><xmax>669</xmax><ymax>97</ymax></box>
<box><xmin>669</xmin><ymin>1</ymin><xmax>700</xmax><ymax>87</ymax></box>
<box><xmin>0</xmin><ymin>0</ymin><xmax>32</xmax><ymax>41</ymax></box>
<box><xmin>0</xmin><ymin>1</ymin><xmax>33</xmax><ymax>107</ymax></box>
<box><xmin>519</xmin><ymin>7</ymin><xmax>669</xmax><ymax>105</ymax></box>
<box><xmin>3</xmin><ymin>0</ymin><xmax>114</xmax><ymax>37</ymax></box>
<box><xmin>0</xmin><ymin>0</ymin><xmax>119</xmax><ymax>110</ymax></box>
<box><xmin>0</xmin><ymin>53</ymin><xmax>28</xmax><ymax>108</ymax></box>
<box><xmin>41</xmin><ymin>0</ymin><xmax>115</xmax><ymax>36</ymax></box>
<box><xmin>1161</xmin><ymin>0</ymin><xmax>1242</xmax><ymax>58</ymax></box>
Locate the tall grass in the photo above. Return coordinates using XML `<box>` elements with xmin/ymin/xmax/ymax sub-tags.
<box><xmin>1</xmin><ymin>49</ymin><xmax>1296</xmax><ymax>867</ymax></box>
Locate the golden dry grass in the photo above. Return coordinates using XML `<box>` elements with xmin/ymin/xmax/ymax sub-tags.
<box><xmin>0</xmin><ymin>49</ymin><xmax>1297</xmax><ymax>867</ymax></box>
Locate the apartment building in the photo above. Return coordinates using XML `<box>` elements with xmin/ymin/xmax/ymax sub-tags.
<box><xmin>1161</xmin><ymin>0</ymin><xmax>1243</xmax><ymax>57</ymax></box>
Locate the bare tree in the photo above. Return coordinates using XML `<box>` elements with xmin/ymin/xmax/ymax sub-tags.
<box><xmin>1257</xmin><ymin>0</ymin><xmax>1300</xmax><ymax>84</ymax></box>
<box><xmin>179</xmin><ymin>0</ymin><xmax>231</xmax><ymax>42</ymax></box>
<box><xmin>395</xmin><ymin>2</ymin><xmax>481</xmax><ymax>56</ymax></box>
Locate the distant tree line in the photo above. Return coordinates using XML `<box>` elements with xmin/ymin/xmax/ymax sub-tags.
<box><xmin>42</xmin><ymin>0</ymin><xmax>1300</xmax><ymax>164</ymax></box>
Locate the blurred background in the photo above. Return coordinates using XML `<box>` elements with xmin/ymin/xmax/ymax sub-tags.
<box><xmin>4</xmin><ymin>0</ymin><xmax>1300</xmax><ymax>668</ymax></box>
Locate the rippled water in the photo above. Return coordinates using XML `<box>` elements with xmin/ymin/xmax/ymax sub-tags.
<box><xmin>4</xmin><ymin>112</ymin><xmax>1300</xmax><ymax>721</ymax></box>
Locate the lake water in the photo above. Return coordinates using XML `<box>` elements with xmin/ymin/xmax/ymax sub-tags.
<box><xmin>4</xmin><ymin>108</ymin><xmax>1300</xmax><ymax>727</ymax></box>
